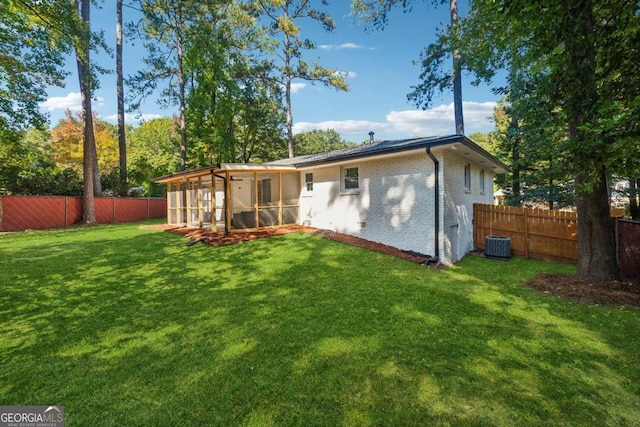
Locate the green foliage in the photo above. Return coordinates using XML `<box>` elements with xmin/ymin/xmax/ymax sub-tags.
<box><xmin>0</xmin><ymin>1</ymin><xmax>75</xmax><ymax>129</ymax></box>
<box><xmin>1</xmin><ymin>224</ymin><xmax>639</xmax><ymax>425</ymax></box>
<box><xmin>128</xmin><ymin>117</ymin><xmax>181</xmax><ymax>195</ymax></box>
<box><xmin>294</xmin><ymin>129</ymin><xmax>356</xmax><ymax>155</ymax></box>
<box><xmin>183</xmin><ymin>1</ymin><xmax>286</xmax><ymax>166</ymax></box>
<box><xmin>0</xmin><ymin>126</ymin><xmax>82</xmax><ymax>195</ymax></box>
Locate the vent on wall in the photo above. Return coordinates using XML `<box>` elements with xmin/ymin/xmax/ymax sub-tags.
<box><xmin>485</xmin><ymin>236</ymin><xmax>511</xmax><ymax>260</ymax></box>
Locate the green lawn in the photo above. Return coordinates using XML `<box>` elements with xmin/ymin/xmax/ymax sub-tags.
<box><xmin>1</xmin><ymin>222</ymin><xmax>639</xmax><ymax>426</ymax></box>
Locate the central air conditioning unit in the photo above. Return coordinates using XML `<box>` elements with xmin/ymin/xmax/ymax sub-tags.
<box><xmin>485</xmin><ymin>236</ymin><xmax>511</xmax><ymax>260</ymax></box>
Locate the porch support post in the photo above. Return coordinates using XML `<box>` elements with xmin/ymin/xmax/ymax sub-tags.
<box><xmin>254</xmin><ymin>171</ymin><xmax>259</xmax><ymax>229</ymax></box>
<box><xmin>225</xmin><ymin>171</ymin><xmax>231</xmax><ymax>234</ymax></box>
<box><xmin>211</xmin><ymin>170</ymin><xmax>216</xmax><ymax>231</ymax></box>
<box><xmin>278</xmin><ymin>171</ymin><xmax>283</xmax><ymax>226</ymax></box>
<box><xmin>197</xmin><ymin>176</ymin><xmax>203</xmax><ymax>228</ymax></box>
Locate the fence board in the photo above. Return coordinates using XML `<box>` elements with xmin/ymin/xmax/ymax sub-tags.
<box><xmin>473</xmin><ymin>203</ymin><xmax>622</xmax><ymax>263</ymax></box>
<box><xmin>0</xmin><ymin>196</ymin><xmax>166</xmax><ymax>232</ymax></box>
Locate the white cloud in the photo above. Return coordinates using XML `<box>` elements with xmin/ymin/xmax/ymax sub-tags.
<box><xmin>293</xmin><ymin>101</ymin><xmax>497</xmax><ymax>140</ymax></box>
<box><xmin>334</xmin><ymin>71</ymin><xmax>357</xmax><ymax>79</ymax></box>
<box><xmin>319</xmin><ymin>42</ymin><xmax>366</xmax><ymax>50</ymax></box>
<box><xmin>103</xmin><ymin>113</ymin><xmax>164</xmax><ymax>125</ymax></box>
<box><xmin>290</xmin><ymin>83</ymin><xmax>307</xmax><ymax>94</ymax></box>
<box><xmin>294</xmin><ymin>119</ymin><xmax>390</xmax><ymax>138</ymax></box>
<box><xmin>40</xmin><ymin>92</ymin><xmax>105</xmax><ymax>111</ymax></box>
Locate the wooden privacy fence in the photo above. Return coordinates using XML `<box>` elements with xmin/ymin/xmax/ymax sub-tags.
<box><xmin>0</xmin><ymin>195</ymin><xmax>167</xmax><ymax>232</ymax></box>
<box><xmin>473</xmin><ymin>204</ymin><xmax>625</xmax><ymax>263</ymax></box>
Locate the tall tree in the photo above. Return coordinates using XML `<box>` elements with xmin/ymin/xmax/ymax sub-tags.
<box><xmin>443</xmin><ymin>0</ymin><xmax>640</xmax><ymax>282</ymax></box>
<box><xmin>449</xmin><ymin>0</ymin><xmax>463</xmax><ymax>135</ymax></box>
<box><xmin>352</xmin><ymin>0</ymin><xmax>465</xmax><ymax>134</ymax></box>
<box><xmin>70</xmin><ymin>0</ymin><xmax>101</xmax><ymax>223</ymax></box>
<box><xmin>254</xmin><ymin>0</ymin><xmax>349</xmax><ymax>158</ymax></box>
<box><xmin>128</xmin><ymin>0</ymin><xmax>188</xmax><ymax>171</ymax></box>
<box><xmin>116</xmin><ymin>0</ymin><xmax>127</xmax><ymax>195</ymax></box>
<box><xmin>184</xmin><ymin>0</ymin><xmax>283</xmax><ymax>166</ymax></box>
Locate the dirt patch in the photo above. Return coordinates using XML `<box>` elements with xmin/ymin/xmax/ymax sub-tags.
<box><xmin>164</xmin><ymin>225</ymin><xmax>431</xmax><ymax>264</ymax></box>
<box><xmin>526</xmin><ymin>273</ymin><xmax>640</xmax><ymax>307</ymax></box>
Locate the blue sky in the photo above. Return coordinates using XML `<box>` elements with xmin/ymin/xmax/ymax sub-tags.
<box><xmin>39</xmin><ymin>0</ymin><xmax>504</xmax><ymax>142</ymax></box>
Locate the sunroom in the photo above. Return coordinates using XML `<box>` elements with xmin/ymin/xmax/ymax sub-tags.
<box><xmin>153</xmin><ymin>164</ymin><xmax>300</xmax><ymax>233</ymax></box>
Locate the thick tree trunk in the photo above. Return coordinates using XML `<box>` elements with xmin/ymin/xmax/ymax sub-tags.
<box><xmin>450</xmin><ymin>0</ymin><xmax>464</xmax><ymax>135</ymax></box>
<box><xmin>116</xmin><ymin>0</ymin><xmax>127</xmax><ymax>195</ymax></box>
<box><xmin>575</xmin><ymin>167</ymin><xmax>618</xmax><ymax>281</ymax></box>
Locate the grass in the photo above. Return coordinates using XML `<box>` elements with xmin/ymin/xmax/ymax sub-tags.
<box><xmin>0</xmin><ymin>221</ymin><xmax>639</xmax><ymax>426</ymax></box>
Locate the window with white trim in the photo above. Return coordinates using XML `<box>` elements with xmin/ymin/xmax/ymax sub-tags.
<box><xmin>342</xmin><ymin>166</ymin><xmax>359</xmax><ymax>192</ymax></box>
<box><xmin>480</xmin><ymin>169</ymin><xmax>485</xmax><ymax>194</ymax></box>
<box><xmin>464</xmin><ymin>163</ymin><xmax>471</xmax><ymax>192</ymax></box>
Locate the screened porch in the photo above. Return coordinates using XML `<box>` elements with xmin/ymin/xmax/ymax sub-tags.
<box><xmin>157</xmin><ymin>164</ymin><xmax>300</xmax><ymax>233</ymax></box>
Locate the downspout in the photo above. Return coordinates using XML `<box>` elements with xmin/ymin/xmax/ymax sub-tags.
<box><xmin>426</xmin><ymin>147</ymin><xmax>440</xmax><ymax>265</ymax></box>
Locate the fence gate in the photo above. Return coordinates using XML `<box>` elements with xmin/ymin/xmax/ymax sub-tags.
<box><xmin>618</xmin><ymin>219</ymin><xmax>640</xmax><ymax>281</ymax></box>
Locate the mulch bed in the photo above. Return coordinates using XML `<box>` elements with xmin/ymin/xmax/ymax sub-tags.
<box><xmin>160</xmin><ymin>224</ymin><xmax>431</xmax><ymax>264</ymax></box>
<box><xmin>526</xmin><ymin>273</ymin><xmax>640</xmax><ymax>308</ymax></box>
<box><xmin>151</xmin><ymin>224</ymin><xmax>639</xmax><ymax>307</ymax></box>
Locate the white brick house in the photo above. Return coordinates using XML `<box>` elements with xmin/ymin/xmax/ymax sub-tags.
<box><xmin>154</xmin><ymin>135</ymin><xmax>509</xmax><ymax>264</ymax></box>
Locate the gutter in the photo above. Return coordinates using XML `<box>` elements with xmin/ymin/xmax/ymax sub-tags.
<box><xmin>425</xmin><ymin>147</ymin><xmax>440</xmax><ymax>265</ymax></box>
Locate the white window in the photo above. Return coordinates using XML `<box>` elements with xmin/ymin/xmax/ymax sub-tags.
<box><xmin>464</xmin><ymin>163</ymin><xmax>471</xmax><ymax>192</ymax></box>
<box><xmin>342</xmin><ymin>166</ymin><xmax>359</xmax><ymax>192</ymax></box>
<box><xmin>305</xmin><ymin>173</ymin><xmax>313</xmax><ymax>191</ymax></box>
<box><xmin>480</xmin><ymin>169</ymin><xmax>485</xmax><ymax>194</ymax></box>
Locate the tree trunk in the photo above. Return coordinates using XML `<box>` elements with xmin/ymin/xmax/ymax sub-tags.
<box><xmin>564</xmin><ymin>0</ymin><xmax>618</xmax><ymax>281</ymax></box>
<box><xmin>575</xmin><ymin>167</ymin><xmax>618</xmax><ymax>281</ymax></box>
<box><xmin>450</xmin><ymin>0</ymin><xmax>464</xmax><ymax>135</ymax></box>
<box><xmin>629</xmin><ymin>177</ymin><xmax>638</xmax><ymax>220</ymax></box>
<box><xmin>116</xmin><ymin>0</ymin><xmax>127</xmax><ymax>195</ymax></box>
<box><xmin>176</xmin><ymin>2</ymin><xmax>187</xmax><ymax>171</ymax></box>
<box><xmin>74</xmin><ymin>0</ymin><xmax>98</xmax><ymax>223</ymax></box>
<box><xmin>286</xmin><ymin>73</ymin><xmax>294</xmax><ymax>158</ymax></box>
<box><xmin>285</xmin><ymin>28</ymin><xmax>295</xmax><ymax>158</ymax></box>
<box><xmin>510</xmin><ymin>112</ymin><xmax>521</xmax><ymax>206</ymax></box>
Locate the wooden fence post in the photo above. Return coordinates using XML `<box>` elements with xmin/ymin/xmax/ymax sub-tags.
<box><xmin>524</xmin><ymin>207</ymin><xmax>529</xmax><ymax>259</ymax></box>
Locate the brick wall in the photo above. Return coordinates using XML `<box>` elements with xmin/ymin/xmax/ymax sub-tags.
<box><xmin>442</xmin><ymin>151</ymin><xmax>495</xmax><ymax>263</ymax></box>
<box><xmin>0</xmin><ymin>196</ymin><xmax>166</xmax><ymax>232</ymax></box>
<box><xmin>298</xmin><ymin>149</ymin><xmax>497</xmax><ymax>264</ymax></box>
<box><xmin>298</xmin><ymin>150</ymin><xmax>436</xmax><ymax>257</ymax></box>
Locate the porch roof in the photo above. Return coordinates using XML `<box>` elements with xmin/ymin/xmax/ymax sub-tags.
<box><xmin>153</xmin><ymin>163</ymin><xmax>298</xmax><ymax>183</ymax></box>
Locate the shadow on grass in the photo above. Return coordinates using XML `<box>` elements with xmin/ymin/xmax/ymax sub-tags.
<box><xmin>0</xmin><ymin>225</ymin><xmax>639</xmax><ymax>426</ymax></box>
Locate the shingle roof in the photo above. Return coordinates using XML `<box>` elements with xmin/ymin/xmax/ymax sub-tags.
<box><xmin>268</xmin><ymin>134</ymin><xmax>509</xmax><ymax>173</ymax></box>
<box><xmin>153</xmin><ymin>134</ymin><xmax>509</xmax><ymax>183</ymax></box>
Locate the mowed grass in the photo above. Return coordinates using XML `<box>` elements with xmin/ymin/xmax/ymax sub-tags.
<box><xmin>0</xmin><ymin>222</ymin><xmax>639</xmax><ymax>426</ymax></box>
